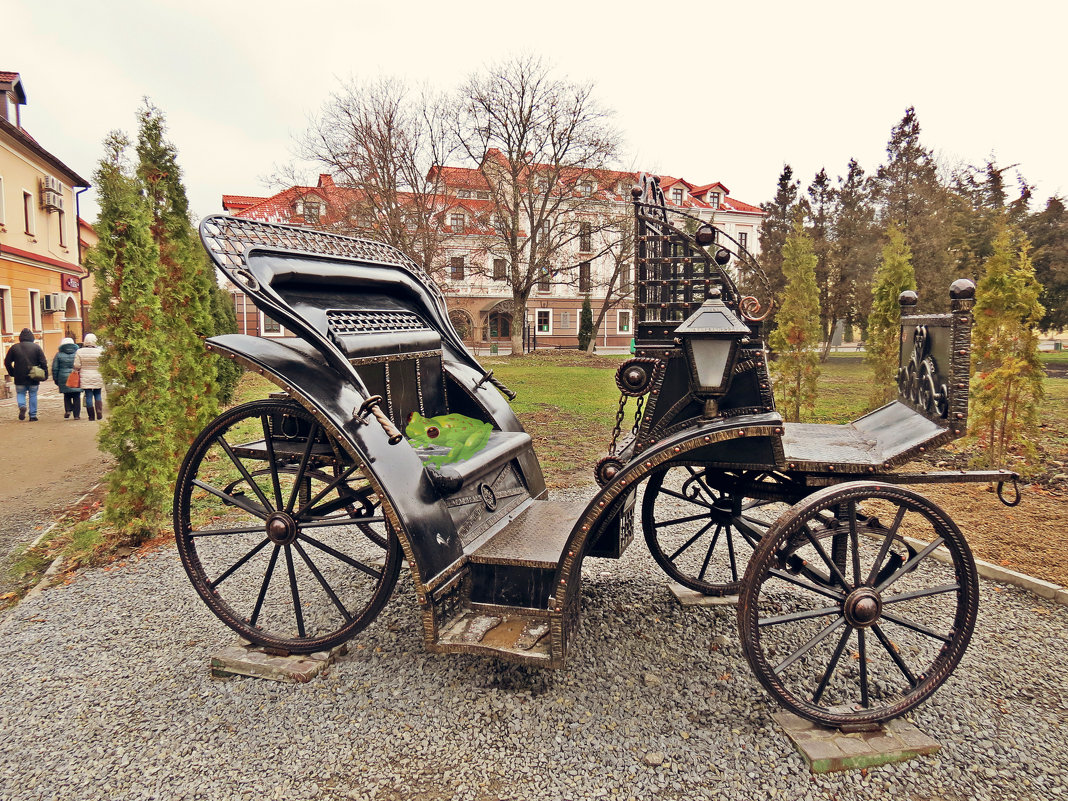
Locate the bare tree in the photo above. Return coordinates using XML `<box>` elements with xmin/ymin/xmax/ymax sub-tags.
<box><xmin>301</xmin><ymin>76</ymin><xmax>457</xmax><ymax>281</ymax></box>
<box><xmin>453</xmin><ymin>54</ymin><xmax>621</xmax><ymax>353</ymax></box>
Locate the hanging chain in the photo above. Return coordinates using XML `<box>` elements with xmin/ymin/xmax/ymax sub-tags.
<box><xmin>632</xmin><ymin>394</ymin><xmax>645</xmax><ymax>436</ymax></box>
<box><xmin>609</xmin><ymin>393</ymin><xmax>627</xmax><ymax>456</ymax></box>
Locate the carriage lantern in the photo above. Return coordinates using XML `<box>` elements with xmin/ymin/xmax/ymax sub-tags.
<box><xmin>674</xmin><ymin>287</ymin><xmax>751</xmax><ymax>416</ymax></box>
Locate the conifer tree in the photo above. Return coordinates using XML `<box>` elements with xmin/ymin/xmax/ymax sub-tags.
<box><xmin>210</xmin><ymin>283</ymin><xmax>242</xmax><ymax>404</ymax></box>
<box><xmin>759</xmin><ymin>165</ymin><xmax>801</xmax><ymax>299</ymax></box>
<box><xmin>577</xmin><ymin>297</ymin><xmax>595</xmax><ymax>351</ymax></box>
<box><xmin>970</xmin><ymin>227</ymin><xmax>1045</xmax><ymax>468</ymax></box>
<box><xmin>88</xmin><ymin>134</ymin><xmax>180</xmax><ymax>540</ymax></box>
<box><xmin>831</xmin><ymin>159</ymin><xmax>878</xmax><ymax>345</ymax></box>
<box><xmin>805</xmin><ymin>168</ymin><xmax>836</xmax><ymax>348</ymax></box>
<box><xmin>1024</xmin><ymin>196</ymin><xmax>1068</xmax><ymax>330</ymax></box>
<box><xmin>136</xmin><ymin>104</ymin><xmax>219</xmax><ymax>441</ymax></box>
<box><xmin>866</xmin><ymin>225</ymin><xmax>917</xmax><ymax>407</ymax></box>
<box><xmin>769</xmin><ymin>221</ymin><xmax>821</xmax><ymax>422</ymax></box>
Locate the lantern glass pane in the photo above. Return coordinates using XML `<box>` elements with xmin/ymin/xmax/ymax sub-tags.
<box><xmin>690</xmin><ymin>338</ymin><xmax>732</xmax><ymax>391</ymax></box>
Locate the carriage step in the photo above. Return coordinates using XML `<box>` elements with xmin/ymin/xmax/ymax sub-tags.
<box><xmin>435</xmin><ymin>608</ymin><xmax>554</xmax><ymax>663</ymax></box>
<box><xmin>463</xmin><ymin>500</ymin><xmax>584</xmax><ymax>608</ymax></box>
<box><xmin>469</xmin><ymin>499</ymin><xmax>585</xmax><ymax>567</ymax></box>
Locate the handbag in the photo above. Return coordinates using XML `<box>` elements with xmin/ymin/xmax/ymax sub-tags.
<box><xmin>28</xmin><ymin>365</ymin><xmax>46</xmax><ymax>381</ymax></box>
<box><xmin>66</xmin><ymin>369</ymin><xmax>81</xmax><ymax>389</ymax></box>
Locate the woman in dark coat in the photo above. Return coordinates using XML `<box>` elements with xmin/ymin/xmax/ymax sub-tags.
<box><xmin>51</xmin><ymin>337</ymin><xmax>81</xmax><ymax>419</ymax></box>
<box><xmin>3</xmin><ymin>328</ymin><xmax>48</xmax><ymax>421</ymax></box>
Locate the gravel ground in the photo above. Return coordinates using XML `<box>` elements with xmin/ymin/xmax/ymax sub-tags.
<box><xmin>0</xmin><ymin>485</ymin><xmax>1065</xmax><ymax>801</ymax></box>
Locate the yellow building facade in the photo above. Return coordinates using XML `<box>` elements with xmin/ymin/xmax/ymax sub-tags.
<box><xmin>0</xmin><ymin>71</ymin><xmax>90</xmax><ymax>361</ymax></box>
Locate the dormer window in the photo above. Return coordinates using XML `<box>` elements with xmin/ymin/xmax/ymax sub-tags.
<box><xmin>450</xmin><ymin>213</ymin><xmax>465</xmax><ymax>232</ymax></box>
<box><xmin>579</xmin><ymin>181</ymin><xmax>593</xmax><ymax>197</ymax></box>
<box><xmin>710</xmin><ymin>192</ymin><xmax>721</xmax><ymax>209</ymax></box>
<box><xmin>458</xmin><ymin>190</ymin><xmax>472</xmax><ymax>199</ymax></box>
<box><xmin>303</xmin><ymin>200</ymin><xmax>322</xmax><ymax>223</ymax></box>
<box><xmin>672</xmin><ymin>188</ymin><xmax>684</xmax><ymax>205</ymax></box>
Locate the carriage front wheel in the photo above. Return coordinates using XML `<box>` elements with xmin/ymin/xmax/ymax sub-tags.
<box><xmin>738</xmin><ymin>481</ymin><xmax>978</xmax><ymax>726</ymax></box>
<box><xmin>174</xmin><ymin>398</ymin><xmax>402</xmax><ymax>654</ymax></box>
<box><xmin>642</xmin><ymin>466</ymin><xmax>794</xmax><ymax>596</ymax></box>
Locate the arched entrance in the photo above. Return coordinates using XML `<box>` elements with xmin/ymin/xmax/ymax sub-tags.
<box><xmin>480</xmin><ymin>299</ymin><xmax>515</xmax><ymax>344</ymax></box>
<box><xmin>448</xmin><ymin>309</ymin><xmax>475</xmax><ymax>344</ymax></box>
<box><xmin>62</xmin><ymin>294</ymin><xmax>83</xmax><ymax>341</ymax></box>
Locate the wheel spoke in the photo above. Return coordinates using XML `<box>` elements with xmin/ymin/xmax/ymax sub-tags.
<box><xmin>209</xmin><ymin>537</ymin><xmax>271</xmax><ymax>590</ymax></box>
<box><xmin>759</xmin><ymin>603</ymin><xmax>841</xmax><ymax>627</ymax></box>
<box><xmin>299</xmin><ymin>516</ymin><xmax>387</xmax><ymax>531</ymax></box>
<box><xmin>656</xmin><ymin>487</ymin><xmax>715</xmax><ymax>509</ymax></box>
<box><xmin>260</xmin><ymin>415</ymin><xmax>285</xmax><ymax>511</ymax></box>
<box><xmin>858</xmin><ymin>628</ymin><xmax>870</xmax><ymax>708</ymax></box>
<box><xmin>668</xmin><ymin>519</ymin><xmax>715</xmax><ymax>562</ymax></box>
<box><xmin>875</xmin><ymin>537</ymin><xmax>945</xmax><ymax>593</ymax></box>
<box><xmin>811</xmin><ymin>626</ymin><xmax>852</xmax><ymax>704</ymax></box>
<box><xmin>767</xmin><ymin>567</ymin><xmax>846</xmax><ymax>602</ymax></box>
<box><xmin>695</xmin><ymin>525</ymin><xmax>722</xmax><ymax>581</ymax></box>
<box><xmin>732</xmin><ymin>518</ymin><xmax>765</xmax><ymax>548</ymax></box>
<box><xmin>865</xmin><ymin>505</ymin><xmax>908</xmax><ymax>586</ymax></box>
<box><xmin>192</xmin><ymin>479</ymin><xmax>269</xmax><ymax>520</ymax></box>
<box><xmin>725</xmin><ymin>521</ymin><xmax>739</xmax><ymax>581</ymax></box>
<box><xmin>655</xmin><ymin>511</ymin><xmax>715</xmax><ymax>529</ymax></box>
<box><xmin>188</xmin><ymin>524</ymin><xmax>268</xmax><ymax>538</ymax></box>
<box><xmin>872</xmin><ymin>623</ymin><xmax>918</xmax><ymax>688</ymax></box>
<box><xmin>774</xmin><ymin>615</ymin><xmax>847</xmax><ymax>675</ymax></box>
<box><xmin>302</xmin><ymin>492</ymin><xmax>366</xmax><ymax>519</ymax></box>
<box><xmin>216</xmin><ymin>435</ymin><xmax>273</xmax><ymax>511</ymax></box>
<box><xmin>284</xmin><ymin>544</ymin><xmax>305</xmax><ymax>638</ymax></box>
<box><xmin>802</xmin><ymin>525</ymin><xmax>853</xmax><ymax>591</ymax></box>
<box><xmin>879</xmin><ymin>610</ymin><xmax>952</xmax><ymax>643</ymax></box>
<box><xmin>299</xmin><ymin>532</ymin><xmax>383</xmax><ymax>579</ymax></box>
<box><xmin>293</xmin><ymin>541</ymin><xmax>353</xmax><ymax>623</ymax></box>
<box><xmin>297</xmin><ymin>463</ymin><xmax>362</xmax><ymax>519</ymax></box>
<box><xmin>286</xmin><ymin>423</ymin><xmax>320</xmax><ymax>514</ymax></box>
<box><xmin>249</xmin><ymin>544</ymin><xmax>281</xmax><ymax>627</ymax></box>
<box><xmin>882</xmin><ymin>583</ymin><xmax>960</xmax><ymax>605</ymax></box>
<box><xmin>847</xmin><ymin>500</ymin><xmax>862</xmax><ymax>586</ymax></box>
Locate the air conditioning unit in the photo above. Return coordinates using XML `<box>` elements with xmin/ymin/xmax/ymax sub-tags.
<box><xmin>39</xmin><ymin>190</ymin><xmax>64</xmax><ymax>212</ymax></box>
<box><xmin>42</xmin><ymin>293</ymin><xmax>61</xmax><ymax>313</ymax></box>
<box><xmin>40</xmin><ymin>175</ymin><xmax>63</xmax><ymax>194</ymax></box>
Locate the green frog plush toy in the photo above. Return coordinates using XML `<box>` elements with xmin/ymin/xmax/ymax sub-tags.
<box><xmin>405</xmin><ymin>412</ymin><xmax>493</xmax><ymax>468</ymax></box>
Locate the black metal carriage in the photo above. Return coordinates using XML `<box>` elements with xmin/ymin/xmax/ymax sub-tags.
<box><xmin>175</xmin><ymin>174</ymin><xmax>1017</xmax><ymax>728</ymax></box>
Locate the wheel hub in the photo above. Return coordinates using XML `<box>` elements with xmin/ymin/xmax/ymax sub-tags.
<box><xmin>843</xmin><ymin>587</ymin><xmax>882</xmax><ymax>628</ymax></box>
<box><xmin>266</xmin><ymin>512</ymin><xmax>298</xmax><ymax>545</ymax></box>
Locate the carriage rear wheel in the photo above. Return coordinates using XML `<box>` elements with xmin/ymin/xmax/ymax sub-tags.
<box><xmin>642</xmin><ymin>466</ymin><xmax>793</xmax><ymax>596</ymax></box>
<box><xmin>174</xmin><ymin>399</ymin><xmax>402</xmax><ymax>653</ymax></box>
<box><xmin>738</xmin><ymin>482</ymin><xmax>978</xmax><ymax>726</ymax></box>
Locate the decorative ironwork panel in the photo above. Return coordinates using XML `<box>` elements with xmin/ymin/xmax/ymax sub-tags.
<box><xmin>327</xmin><ymin>309</ymin><xmax>432</xmax><ymax>336</ymax></box>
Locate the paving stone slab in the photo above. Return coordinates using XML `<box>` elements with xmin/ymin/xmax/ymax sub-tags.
<box><xmin>773</xmin><ymin>711</ymin><xmax>941</xmax><ymax>774</ymax></box>
<box><xmin>667</xmin><ymin>582</ymin><xmax>739</xmax><ymax>606</ymax></box>
<box><xmin>210</xmin><ymin>641</ymin><xmax>346</xmax><ymax>683</ymax></box>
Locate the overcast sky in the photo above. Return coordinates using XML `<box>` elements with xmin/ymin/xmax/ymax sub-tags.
<box><xmin>8</xmin><ymin>0</ymin><xmax>1066</xmax><ymax>223</ymax></box>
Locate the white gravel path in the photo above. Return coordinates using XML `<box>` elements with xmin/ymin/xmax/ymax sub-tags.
<box><xmin>0</xmin><ymin>486</ymin><xmax>1065</xmax><ymax>801</ymax></box>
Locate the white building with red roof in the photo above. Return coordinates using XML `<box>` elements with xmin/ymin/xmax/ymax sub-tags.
<box><xmin>223</xmin><ymin>160</ymin><xmax>763</xmax><ymax>350</ymax></box>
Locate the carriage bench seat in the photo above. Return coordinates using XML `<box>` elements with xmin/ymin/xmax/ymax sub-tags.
<box><xmin>416</xmin><ymin>430</ymin><xmax>533</xmax><ymax>494</ymax></box>
<box><xmin>782</xmin><ymin>401</ymin><xmax>949</xmax><ymax>472</ymax></box>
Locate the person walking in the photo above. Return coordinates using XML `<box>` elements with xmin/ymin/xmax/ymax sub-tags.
<box><xmin>51</xmin><ymin>336</ymin><xmax>82</xmax><ymax>420</ymax></box>
<box><xmin>74</xmin><ymin>332</ymin><xmax>104</xmax><ymax>422</ymax></box>
<box><xmin>3</xmin><ymin>328</ymin><xmax>48</xmax><ymax>421</ymax></box>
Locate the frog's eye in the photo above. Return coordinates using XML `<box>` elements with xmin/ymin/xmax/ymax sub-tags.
<box><xmin>426</xmin><ymin>426</ymin><xmax>440</xmax><ymax>439</ymax></box>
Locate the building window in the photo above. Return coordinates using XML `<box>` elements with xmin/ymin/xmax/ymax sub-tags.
<box><xmin>303</xmin><ymin>201</ymin><xmax>321</xmax><ymax>223</ymax></box>
<box><xmin>579</xmin><ymin>261</ymin><xmax>591</xmax><ymax>293</ymax></box>
<box><xmin>476</xmin><ymin>191</ymin><xmax>490</xmax><ymax>200</ymax></box>
<box><xmin>0</xmin><ymin>287</ymin><xmax>11</xmax><ymax>334</ymax></box>
<box><xmin>619</xmin><ymin>263</ymin><xmax>632</xmax><ymax>295</ymax></box>
<box><xmin>0</xmin><ymin>177</ymin><xmax>5</xmax><ymax>224</ymax></box>
<box><xmin>450</xmin><ymin>256</ymin><xmax>465</xmax><ymax>280</ymax></box>
<box><xmin>260</xmin><ymin>312</ymin><xmax>283</xmax><ymax>336</ymax></box>
<box><xmin>561</xmin><ymin>310</ymin><xmax>571</xmax><ymax>330</ymax></box>
<box><xmin>493</xmin><ymin>258</ymin><xmax>508</xmax><ymax>281</ymax></box>
<box><xmin>28</xmin><ymin>289</ymin><xmax>41</xmax><ymax>331</ymax></box>
<box><xmin>23</xmin><ymin>191</ymin><xmax>35</xmax><ymax>235</ymax></box>
<box><xmin>671</xmin><ymin>188</ymin><xmax>684</xmax><ymax>205</ymax></box>
<box><xmin>457</xmin><ymin>190</ymin><xmax>472</xmax><ymax>199</ymax></box>
<box><xmin>536</xmin><ymin>308</ymin><xmax>552</xmax><ymax>334</ymax></box>
<box><xmin>450</xmin><ymin>213</ymin><xmax>465</xmax><ymax>232</ymax></box>
<box><xmin>710</xmin><ymin>192</ymin><xmax>721</xmax><ymax>209</ymax></box>
<box><xmin>58</xmin><ymin>210</ymin><xmax>66</xmax><ymax>247</ymax></box>
<box><xmin>739</xmin><ymin>232</ymin><xmax>748</xmax><ymax>251</ymax></box>
<box><xmin>617</xmin><ymin>309</ymin><xmax>632</xmax><ymax>334</ymax></box>
<box><xmin>579</xmin><ymin>222</ymin><xmax>591</xmax><ymax>253</ymax></box>
<box><xmin>537</xmin><ymin>267</ymin><xmax>550</xmax><ymax>292</ymax></box>
<box><xmin>579</xmin><ymin>181</ymin><xmax>593</xmax><ymax>197</ymax></box>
